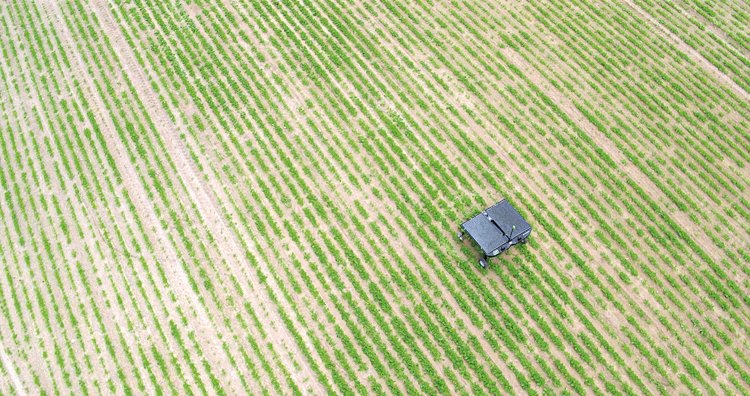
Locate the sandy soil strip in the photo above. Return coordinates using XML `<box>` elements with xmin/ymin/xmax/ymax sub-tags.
<box><xmin>38</xmin><ymin>0</ymin><xmax>244</xmax><ymax>391</ymax></box>
<box><xmin>500</xmin><ymin>47</ymin><xmax>727</xmax><ymax>264</ymax></box>
<box><xmin>0</xmin><ymin>343</ymin><xmax>25</xmax><ymax>396</ymax></box>
<box><xmin>1</xmin><ymin>6</ymin><xmax>128</xmax><ymax>389</ymax></box>
<box><xmin>623</xmin><ymin>0</ymin><xmax>750</xmax><ymax>102</ymax></box>
<box><xmin>88</xmin><ymin>0</ymin><xmax>322</xmax><ymax>391</ymax></box>
<box><xmin>675</xmin><ymin>5</ymin><xmax>750</xmax><ymax>59</ymax></box>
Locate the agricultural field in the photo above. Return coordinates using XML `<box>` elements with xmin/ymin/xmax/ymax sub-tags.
<box><xmin>1</xmin><ymin>0</ymin><xmax>749</xmax><ymax>394</ymax></box>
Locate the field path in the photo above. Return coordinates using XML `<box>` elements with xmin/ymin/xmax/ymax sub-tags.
<box><xmin>500</xmin><ymin>47</ymin><xmax>726</xmax><ymax>263</ymax></box>
<box><xmin>88</xmin><ymin>0</ymin><xmax>323</xmax><ymax>391</ymax></box>
<box><xmin>0</xmin><ymin>342</ymin><xmax>25</xmax><ymax>396</ymax></box>
<box><xmin>673</xmin><ymin>5</ymin><xmax>750</xmax><ymax>59</ymax></box>
<box><xmin>39</xmin><ymin>0</ymin><xmax>246</xmax><ymax>391</ymax></box>
<box><xmin>623</xmin><ymin>0</ymin><xmax>750</xmax><ymax>101</ymax></box>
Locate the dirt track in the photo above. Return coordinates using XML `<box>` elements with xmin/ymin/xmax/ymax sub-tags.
<box><xmin>623</xmin><ymin>0</ymin><xmax>750</xmax><ymax>101</ymax></box>
<box><xmin>499</xmin><ymin>47</ymin><xmax>727</xmax><ymax>263</ymax></box>
<box><xmin>2</xmin><ymin>0</ymin><xmax>749</xmax><ymax>394</ymax></box>
<box><xmin>39</xmin><ymin>0</ymin><xmax>244</xmax><ymax>391</ymax></box>
<box><xmin>88</xmin><ymin>0</ymin><xmax>323</xmax><ymax>391</ymax></box>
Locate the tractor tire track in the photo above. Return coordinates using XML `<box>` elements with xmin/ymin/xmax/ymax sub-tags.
<box><xmin>500</xmin><ymin>47</ymin><xmax>728</xmax><ymax>265</ymax></box>
<box><xmin>39</xmin><ymin>0</ymin><xmax>244</xmax><ymax>392</ymax></box>
<box><xmin>623</xmin><ymin>0</ymin><xmax>750</xmax><ymax>102</ymax></box>
<box><xmin>88</xmin><ymin>0</ymin><xmax>323</xmax><ymax>391</ymax></box>
<box><xmin>0</xmin><ymin>342</ymin><xmax>25</xmax><ymax>396</ymax></box>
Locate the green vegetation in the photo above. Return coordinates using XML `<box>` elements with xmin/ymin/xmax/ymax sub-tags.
<box><xmin>0</xmin><ymin>0</ymin><xmax>748</xmax><ymax>394</ymax></box>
